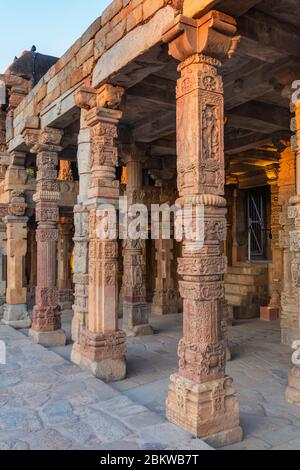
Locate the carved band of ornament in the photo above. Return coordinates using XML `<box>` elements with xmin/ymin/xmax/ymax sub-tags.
<box><xmin>73</xmin><ymin>273</ymin><xmax>89</xmax><ymax>285</ymax></box>
<box><xmin>290</xmin><ymin>232</ymin><xmax>300</xmax><ymax>253</ymax></box>
<box><xmin>178</xmin><ymin>256</ymin><xmax>227</xmax><ymax>276</ymax></box>
<box><xmin>36</xmin><ymin>229</ymin><xmax>58</xmax><ymax>242</ymax></box>
<box><xmin>291</xmin><ymin>260</ymin><xmax>300</xmax><ymax>287</ymax></box>
<box><xmin>32</xmin><ymin>309</ymin><xmax>61</xmax><ymax>332</ymax></box>
<box><xmin>80</xmin><ymin>329</ymin><xmax>127</xmax><ymax>360</ymax></box>
<box><xmin>9</xmin><ymin>202</ymin><xmax>27</xmax><ymax>217</ymax></box>
<box><xmin>178</xmin><ymin>54</ymin><xmax>221</xmax><ymax>73</ymax></box>
<box><xmin>37</xmin><ymin>181</ymin><xmax>60</xmax><ymax>192</ymax></box>
<box><xmin>0</xmin><ymin>204</ymin><xmax>9</xmax><ymax>218</ymax></box>
<box><xmin>176</xmin><ymin>194</ymin><xmax>226</xmax><ymax>208</ymax></box>
<box><xmin>37</xmin><ymin>154</ymin><xmax>58</xmax><ymax>169</ymax></box>
<box><xmin>179</xmin><ymin>280</ymin><xmax>224</xmax><ymax>301</ymax></box>
<box><xmin>36</xmin><ymin>287</ymin><xmax>59</xmax><ymax>306</ymax></box>
<box><xmin>33</xmin><ymin>192</ymin><xmax>61</xmax><ymax>203</ymax></box>
<box><xmin>89</xmin><ymin>240</ymin><xmax>118</xmax><ymax>260</ymax></box>
<box><xmin>86</xmin><ymin>107</ymin><xmax>122</xmax><ymax>129</ymax></box>
<box><xmin>178</xmin><ymin>339</ymin><xmax>226</xmax><ymax>382</ymax></box>
<box><xmin>36</xmin><ymin>207</ymin><xmax>59</xmax><ymax>223</ymax></box>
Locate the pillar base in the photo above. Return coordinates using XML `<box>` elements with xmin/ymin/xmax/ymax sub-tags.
<box><xmin>151</xmin><ymin>303</ymin><xmax>179</xmax><ymax>316</ymax></box>
<box><xmin>123</xmin><ymin>303</ymin><xmax>153</xmax><ymax>337</ymax></box>
<box><xmin>260</xmin><ymin>307</ymin><xmax>279</xmax><ymax>322</ymax></box>
<box><xmin>226</xmin><ymin>346</ymin><xmax>232</xmax><ymax>362</ymax></box>
<box><xmin>2</xmin><ymin>304</ymin><xmax>31</xmax><ymax>329</ymax></box>
<box><xmin>282</xmin><ymin>328</ymin><xmax>300</xmax><ymax>347</ymax></box>
<box><xmin>166</xmin><ymin>374</ymin><xmax>242</xmax><ymax>448</ymax></box>
<box><xmin>29</xmin><ymin>328</ymin><xmax>67</xmax><ymax>347</ymax></box>
<box><xmin>75</xmin><ymin>329</ymin><xmax>127</xmax><ymax>382</ymax></box>
<box><xmin>72</xmin><ymin>347</ymin><xmax>126</xmax><ymax>382</ymax></box>
<box><xmin>125</xmin><ymin>324</ymin><xmax>154</xmax><ymax>338</ymax></box>
<box><xmin>0</xmin><ymin>299</ymin><xmax>6</xmax><ymax>320</ymax></box>
<box><xmin>286</xmin><ymin>367</ymin><xmax>300</xmax><ymax>406</ymax></box>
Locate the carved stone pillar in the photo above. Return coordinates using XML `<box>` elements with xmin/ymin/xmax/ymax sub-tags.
<box><xmin>149</xmin><ymin>169</ymin><xmax>179</xmax><ymax>316</ymax></box>
<box><xmin>72</xmin><ymin>85</ymin><xmax>126</xmax><ymax>382</ymax></box>
<box><xmin>0</xmin><ymin>221</ymin><xmax>7</xmax><ymax>318</ymax></box>
<box><xmin>23</xmin><ymin>127</ymin><xmax>66</xmax><ymax>347</ymax></box>
<box><xmin>27</xmin><ymin>222</ymin><xmax>37</xmax><ymax>311</ymax></box>
<box><xmin>71</xmin><ymin>102</ymin><xmax>92</xmax><ymax>359</ymax></box>
<box><xmin>2</xmin><ymin>191</ymin><xmax>30</xmax><ymax>328</ymax></box>
<box><xmin>162</xmin><ymin>12</ymin><xmax>242</xmax><ymax>446</ymax></box>
<box><xmin>260</xmin><ymin>169</ymin><xmax>281</xmax><ymax>320</ymax></box>
<box><xmin>286</xmin><ymin>100</ymin><xmax>300</xmax><ymax>405</ymax></box>
<box><xmin>57</xmin><ymin>216</ymin><xmax>74</xmax><ymax>311</ymax></box>
<box><xmin>152</xmin><ymin>238</ymin><xmax>179</xmax><ymax>315</ymax></box>
<box><xmin>71</xmin><ymin>205</ymin><xmax>89</xmax><ymax>351</ymax></box>
<box><xmin>122</xmin><ymin>156</ymin><xmax>153</xmax><ymax>336</ymax></box>
<box><xmin>231</xmin><ymin>188</ymin><xmax>239</xmax><ymax>265</ymax></box>
<box><xmin>279</xmin><ymin>145</ymin><xmax>298</xmax><ymax>345</ymax></box>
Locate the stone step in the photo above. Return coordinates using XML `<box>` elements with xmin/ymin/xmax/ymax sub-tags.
<box><xmin>225</xmin><ymin>273</ymin><xmax>258</xmax><ymax>286</ymax></box>
<box><xmin>227</xmin><ymin>265</ymin><xmax>267</xmax><ymax>276</ymax></box>
<box><xmin>225</xmin><ymin>293</ymin><xmax>243</xmax><ymax>306</ymax></box>
<box><xmin>225</xmin><ymin>283</ymin><xmax>257</xmax><ymax>296</ymax></box>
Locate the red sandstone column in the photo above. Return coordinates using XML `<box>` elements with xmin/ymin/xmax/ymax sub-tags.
<box><xmin>162</xmin><ymin>12</ymin><xmax>242</xmax><ymax>447</ymax></box>
<box><xmin>260</xmin><ymin>170</ymin><xmax>281</xmax><ymax>321</ymax></box>
<box><xmin>279</xmin><ymin>144</ymin><xmax>298</xmax><ymax>344</ymax></box>
<box><xmin>122</xmin><ymin>154</ymin><xmax>153</xmax><ymax>336</ymax></box>
<box><xmin>286</xmin><ymin>100</ymin><xmax>300</xmax><ymax>405</ymax></box>
<box><xmin>57</xmin><ymin>216</ymin><xmax>74</xmax><ymax>311</ymax></box>
<box><xmin>73</xmin><ymin>85</ymin><xmax>126</xmax><ymax>382</ymax></box>
<box><xmin>23</xmin><ymin>127</ymin><xmax>66</xmax><ymax>347</ymax></box>
<box><xmin>3</xmin><ymin>191</ymin><xmax>30</xmax><ymax>328</ymax></box>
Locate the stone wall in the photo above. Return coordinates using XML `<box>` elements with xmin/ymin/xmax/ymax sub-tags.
<box><xmin>9</xmin><ymin>0</ymin><xmax>182</xmax><ymax>142</ymax></box>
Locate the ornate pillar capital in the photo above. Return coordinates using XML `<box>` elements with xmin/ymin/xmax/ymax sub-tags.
<box><xmin>162</xmin><ymin>11</ymin><xmax>239</xmax><ymax>63</ymax></box>
<box><xmin>22</xmin><ymin>126</ymin><xmax>63</xmax><ymax>154</ymax></box>
<box><xmin>265</xmin><ymin>165</ymin><xmax>279</xmax><ymax>186</ymax></box>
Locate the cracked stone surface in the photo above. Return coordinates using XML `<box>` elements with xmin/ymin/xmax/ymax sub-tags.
<box><xmin>0</xmin><ymin>324</ymin><xmax>210</xmax><ymax>451</ymax></box>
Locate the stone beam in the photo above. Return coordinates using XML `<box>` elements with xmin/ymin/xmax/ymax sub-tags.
<box><xmin>228</xmin><ymin>101</ymin><xmax>291</xmax><ymax>134</ymax></box>
<box><xmin>133</xmin><ymin>110</ymin><xmax>176</xmax><ymax>143</ymax></box>
<box><xmin>225</xmin><ymin>130</ymin><xmax>273</xmax><ymax>155</ymax></box>
<box><xmin>40</xmin><ymin>84</ymin><xmax>81</xmax><ymax>130</ymax></box>
<box><xmin>92</xmin><ymin>6</ymin><xmax>176</xmax><ymax>89</ymax></box>
<box><xmin>127</xmin><ymin>79</ymin><xmax>176</xmax><ymax>109</ymax></box>
<box><xmin>183</xmin><ymin>0</ymin><xmax>261</xmax><ymax>19</ymax></box>
<box><xmin>238</xmin><ymin>10</ymin><xmax>300</xmax><ymax>63</ymax></box>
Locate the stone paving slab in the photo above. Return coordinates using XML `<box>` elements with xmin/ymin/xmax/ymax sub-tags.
<box><xmin>113</xmin><ymin>316</ymin><xmax>300</xmax><ymax>451</ymax></box>
<box><xmin>3</xmin><ymin>315</ymin><xmax>300</xmax><ymax>450</ymax></box>
<box><xmin>0</xmin><ymin>325</ymin><xmax>211</xmax><ymax>451</ymax></box>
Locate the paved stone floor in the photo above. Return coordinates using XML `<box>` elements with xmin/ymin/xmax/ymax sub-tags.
<box><xmin>0</xmin><ymin>322</ymin><xmax>210</xmax><ymax>451</ymax></box>
<box><xmin>1</xmin><ymin>312</ymin><xmax>300</xmax><ymax>450</ymax></box>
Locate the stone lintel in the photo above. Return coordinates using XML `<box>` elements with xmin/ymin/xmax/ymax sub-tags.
<box><xmin>92</xmin><ymin>6</ymin><xmax>177</xmax><ymax>89</ymax></box>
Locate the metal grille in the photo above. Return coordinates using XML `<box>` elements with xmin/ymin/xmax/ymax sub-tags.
<box><xmin>248</xmin><ymin>191</ymin><xmax>265</xmax><ymax>259</ymax></box>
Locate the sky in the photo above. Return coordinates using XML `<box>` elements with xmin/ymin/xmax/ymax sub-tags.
<box><xmin>0</xmin><ymin>0</ymin><xmax>111</xmax><ymax>72</ymax></box>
